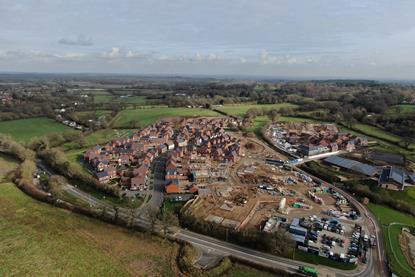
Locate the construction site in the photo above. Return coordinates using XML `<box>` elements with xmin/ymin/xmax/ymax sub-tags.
<box><xmin>181</xmin><ymin>133</ymin><xmax>359</xmax><ymax>232</ymax></box>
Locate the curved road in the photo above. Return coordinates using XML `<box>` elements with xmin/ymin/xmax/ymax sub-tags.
<box><xmin>295</xmin><ymin>167</ymin><xmax>388</xmax><ymax>277</ymax></box>
<box><xmin>36</xmin><ymin>148</ymin><xmax>389</xmax><ymax>276</ymax></box>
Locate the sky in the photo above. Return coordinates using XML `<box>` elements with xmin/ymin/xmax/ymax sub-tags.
<box><xmin>0</xmin><ymin>0</ymin><xmax>415</xmax><ymax>79</ymax></box>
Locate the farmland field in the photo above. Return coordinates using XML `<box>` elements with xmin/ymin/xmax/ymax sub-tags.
<box><xmin>111</xmin><ymin>107</ymin><xmax>220</xmax><ymax>128</ymax></box>
<box><xmin>93</xmin><ymin>94</ymin><xmax>114</xmax><ymax>104</ymax></box>
<box><xmin>93</xmin><ymin>94</ymin><xmax>152</xmax><ymax>105</ymax></box>
<box><xmin>120</xmin><ymin>95</ymin><xmax>148</xmax><ymax>105</ymax></box>
<box><xmin>217</xmin><ymin>103</ymin><xmax>298</xmax><ymax>117</ymax></box>
<box><xmin>85</xmin><ymin>129</ymin><xmax>133</xmax><ymax>145</ymax></box>
<box><xmin>0</xmin><ymin>117</ymin><xmax>77</xmax><ymax>143</ymax></box>
<box><xmin>368</xmin><ymin>204</ymin><xmax>415</xmax><ymax>277</ymax></box>
<box><xmin>62</xmin><ymin>129</ymin><xmax>133</xmax><ymax>151</ymax></box>
<box><xmin>74</xmin><ymin>110</ymin><xmax>113</xmax><ymax>120</ymax></box>
<box><xmin>352</xmin><ymin>124</ymin><xmax>403</xmax><ymax>144</ymax></box>
<box><xmin>0</xmin><ymin>183</ymin><xmax>179</xmax><ymax>277</ymax></box>
<box><xmin>387</xmin><ymin>104</ymin><xmax>415</xmax><ymax>117</ymax></box>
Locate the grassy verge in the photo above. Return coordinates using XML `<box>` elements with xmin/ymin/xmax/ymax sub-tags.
<box><xmin>163</xmin><ymin>200</ymin><xmax>185</xmax><ymax>215</ymax></box>
<box><xmin>349</xmin><ymin>179</ymin><xmax>415</xmax><ymax>216</ymax></box>
<box><xmin>293</xmin><ymin>250</ymin><xmax>357</xmax><ymax>270</ymax></box>
<box><xmin>224</xmin><ymin>264</ymin><xmax>275</xmax><ymax>277</ymax></box>
<box><xmin>64</xmin><ymin>148</ymin><xmax>90</xmax><ymax>174</ymax></box>
<box><xmin>0</xmin><ymin>152</ymin><xmax>19</xmax><ymax>181</ymax></box>
<box><xmin>299</xmin><ymin>161</ymin><xmax>342</xmax><ymax>183</ymax></box>
<box><xmin>245</xmin><ymin>116</ymin><xmax>270</xmax><ymax>135</ymax></box>
<box><xmin>368</xmin><ymin>203</ymin><xmax>415</xmax><ymax>277</ymax></box>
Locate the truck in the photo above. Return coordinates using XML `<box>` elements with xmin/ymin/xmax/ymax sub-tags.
<box><xmin>298</xmin><ymin>266</ymin><xmax>318</xmax><ymax>276</ymax></box>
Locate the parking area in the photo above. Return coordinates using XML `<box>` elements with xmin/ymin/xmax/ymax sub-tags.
<box><xmin>291</xmin><ymin>215</ymin><xmax>374</xmax><ymax>264</ymax></box>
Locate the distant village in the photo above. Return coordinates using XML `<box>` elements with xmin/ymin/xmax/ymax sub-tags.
<box><xmin>84</xmin><ymin>117</ymin><xmax>242</xmax><ymax>193</ymax></box>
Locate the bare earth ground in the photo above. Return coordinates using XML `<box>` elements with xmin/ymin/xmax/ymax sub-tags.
<box><xmin>185</xmin><ymin>133</ymin><xmax>353</xmax><ymax>232</ymax></box>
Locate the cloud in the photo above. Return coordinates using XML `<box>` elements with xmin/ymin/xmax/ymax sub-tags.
<box><xmin>259</xmin><ymin>51</ymin><xmax>317</xmax><ymax>65</ymax></box>
<box><xmin>58</xmin><ymin>35</ymin><xmax>93</xmax><ymax>46</ymax></box>
<box><xmin>103</xmin><ymin>47</ymin><xmax>121</xmax><ymax>58</ymax></box>
<box><xmin>101</xmin><ymin>48</ymin><xmax>150</xmax><ymax>60</ymax></box>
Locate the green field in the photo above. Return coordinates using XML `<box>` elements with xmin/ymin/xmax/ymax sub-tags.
<box><xmin>352</xmin><ymin>124</ymin><xmax>403</xmax><ymax>144</ymax></box>
<box><xmin>111</xmin><ymin>107</ymin><xmax>220</xmax><ymax>128</ymax></box>
<box><xmin>0</xmin><ymin>182</ymin><xmax>276</xmax><ymax>277</ymax></box>
<box><xmin>387</xmin><ymin>104</ymin><xmax>415</xmax><ymax>117</ymax></box>
<box><xmin>63</xmin><ymin>129</ymin><xmax>133</xmax><ymax>151</ymax></box>
<box><xmin>74</xmin><ymin>110</ymin><xmax>113</xmax><ymax>120</ymax></box>
<box><xmin>120</xmin><ymin>95</ymin><xmax>148</xmax><ymax>105</ymax></box>
<box><xmin>225</xmin><ymin>265</ymin><xmax>275</xmax><ymax>277</ymax></box>
<box><xmin>65</xmin><ymin>148</ymin><xmax>86</xmax><ymax>164</ymax></box>
<box><xmin>0</xmin><ymin>182</ymin><xmax>178</xmax><ymax>276</ymax></box>
<box><xmin>245</xmin><ymin>116</ymin><xmax>319</xmax><ymax>136</ymax></box>
<box><xmin>346</xmin><ymin>123</ymin><xmax>415</xmax><ymax>161</ymax></box>
<box><xmin>0</xmin><ymin>117</ymin><xmax>77</xmax><ymax>143</ymax></box>
<box><xmin>93</xmin><ymin>94</ymin><xmax>151</xmax><ymax>105</ymax></box>
<box><xmin>368</xmin><ymin>204</ymin><xmax>415</xmax><ymax>277</ymax></box>
<box><xmin>217</xmin><ymin>103</ymin><xmax>298</xmax><ymax>117</ymax></box>
<box><xmin>93</xmin><ymin>94</ymin><xmax>114</xmax><ymax>104</ymax></box>
<box><xmin>368</xmin><ymin>203</ymin><xmax>415</xmax><ymax>228</ymax></box>
<box><xmin>245</xmin><ymin>116</ymin><xmax>270</xmax><ymax>135</ymax></box>
<box><xmin>85</xmin><ymin>129</ymin><xmax>133</xmax><ymax>145</ymax></box>
<box><xmin>279</xmin><ymin>116</ymin><xmax>317</xmax><ymax>123</ymax></box>
<box><xmin>82</xmin><ymin>89</ymin><xmax>111</xmax><ymax>95</ymax></box>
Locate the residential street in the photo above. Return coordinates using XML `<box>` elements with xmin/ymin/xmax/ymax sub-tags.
<box><xmin>139</xmin><ymin>156</ymin><xmax>166</xmax><ymax>219</ymax></box>
<box><xmin>35</xmin><ymin>149</ymin><xmax>388</xmax><ymax>277</ymax></box>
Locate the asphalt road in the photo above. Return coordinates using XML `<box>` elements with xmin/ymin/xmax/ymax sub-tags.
<box><xmin>294</xmin><ymin>167</ymin><xmax>388</xmax><ymax>277</ymax></box>
<box><xmin>262</xmin><ymin>138</ymin><xmax>388</xmax><ymax>276</ymax></box>
<box><xmin>35</xmin><ymin>147</ymin><xmax>388</xmax><ymax>277</ymax></box>
<box><xmin>173</xmin><ymin>229</ymin><xmax>373</xmax><ymax>277</ymax></box>
<box><xmin>139</xmin><ymin>156</ymin><xmax>166</xmax><ymax>219</ymax></box>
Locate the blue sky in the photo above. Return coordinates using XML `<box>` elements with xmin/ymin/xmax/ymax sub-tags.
<box><xmin>1</xmin><ymin>0</ymin><xmax>415</xmax><ymax>79</ymax></box>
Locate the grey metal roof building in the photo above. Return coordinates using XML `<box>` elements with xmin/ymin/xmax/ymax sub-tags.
<box><xmin>324</xmin><ymin>156</ymin><xmax>379</xmax><ymax>176</ymax></box>
<box><xmin>379</xmin><ymin>167</ymin><xmax>415</xmax><ymax>191</ymax></box>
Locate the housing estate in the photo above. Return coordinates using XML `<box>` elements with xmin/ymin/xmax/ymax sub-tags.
<box><xmin>84</xmin><ymin>117</ymin><xmax>241</xmax><ymax>193</ymax></box>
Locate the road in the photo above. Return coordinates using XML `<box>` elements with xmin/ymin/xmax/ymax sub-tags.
<box><xmin>139</xmin><ymin>156</ymin><xmax>166</xmax><ymax>219</ymax></box>
<box><xmin>262</xmin><ymin>135</ymin><xmax>388</xmax><ymax>276</ymax></box>
<box><xmin>35</xmin><ymin>148</ymin><xmax>388</xmax><ymax>277</ymax></box>
<box><xmin>173</xmin><ymin>229</ymin><xmax>374</xmax><ymax>277</ymax></box>
<box><xmin>294</xmin><ymin>168</ymin><xmax>388</xmax><ymax>277</ymax></box>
